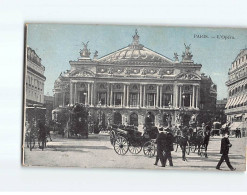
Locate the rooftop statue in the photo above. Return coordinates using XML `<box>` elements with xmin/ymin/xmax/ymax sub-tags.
<box><xmin>80</xmin><ymin>41</ymin><xmax>91</xmax><ymax>58</ymax></box>
<box><xmin>93</xmin><ymin>50</ymin><xmax>98</xmax><ymax>59</ymax></box>
<box><xmin>174</xmin><ymin>52</ymin><xmax>179</xmax><ymax>62</ymax></box>
<box><xmin>182</xmin><ymin>43</ymin><xmax>193</xmax><ymax>62</ymax></box>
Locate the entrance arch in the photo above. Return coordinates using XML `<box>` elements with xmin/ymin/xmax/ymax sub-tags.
<box><xmin>130</xmin><ymin>113</ymin><xmax>138</xmax><ymax>126</ymax></box>
<box><xmin>145</xmin><ymin>112</ymin><xmax>155</xmax><ymax>127</ymax></box>
<box><xmin>113</xmin><ymin>112</ymin><xmax>122</xmax><ymax>125</ymax></box>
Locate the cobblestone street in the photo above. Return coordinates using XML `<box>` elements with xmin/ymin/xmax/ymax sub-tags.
<box><xmin>24</xmin><ymin>133</ymin><xmax>246</xmax><ymax>171</ymax></box>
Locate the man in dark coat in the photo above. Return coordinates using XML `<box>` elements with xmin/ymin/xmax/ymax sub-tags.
<box><xmin>181</xmin><ymin>126</ymin><xmax>189</xmax><ymax>161</ymax></box>
<box><xmin>154</xmin><ymin>128</ymin><xmax>166</xmax><ymax>167</ymax></box>
<box><xmin>38</xmin><ymin>120</ymin><xmax>46</xmax><ymax>150</ymax></box>
<box><xmin>163</xmin><ymin>128</ymin><xmax>174</xmax><ymax>166</ymax></box>
<box><xmin>216</xmin><ymin>133</ymin><xmax>236</xmax><ymax>171</ymax></box>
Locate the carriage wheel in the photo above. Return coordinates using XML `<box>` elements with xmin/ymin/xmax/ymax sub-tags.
<box><xmin>143</xmin><ymin>141</ymin><xmax>156</xmax><ymax>157</ymax></box>
<box><xmin>129</xmin><ymin>142</ymin><xmax>142</xmax><ymax>154</ymax></box>
<box><xmin>114</xmin><ymin>136</ymin><xmax>129</xmax><ymax>155</ymax></box>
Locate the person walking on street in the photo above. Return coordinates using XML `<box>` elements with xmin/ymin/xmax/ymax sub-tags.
<box><xmin>154</xmin><ymin>128</ymin><xmax>166</xmax><ymax>167</ymax></box>
<box><xmin>163</xmin><ymin>128</ymin><xmax>174</xmax><ymax>167</ymax></box>
<box><xmin>216</xmin><ymin>133</ymin><xmax>236</xmax><ymax>171</ymax></box>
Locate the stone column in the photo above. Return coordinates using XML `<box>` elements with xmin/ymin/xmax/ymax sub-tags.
<box><xmin>126</xmin><ymin>84</ymin><xmax>129</xmax><ymax>107</ymax></box>
<box><xmin>154</xmin><ymin>94</ymin><xmax>156</xmax><ymax>107</ymax></box>
<box><xmin>159</xmin><ymin>85</ymin><xmax>162</xmax><ymax>108</ymax></box>
<box><xmin>139</xmin><ymin>84</ymin><xmax>142</xmax><ymax>107</ymax></box>
<box><xmin>90</xmin><ymin>83</ymin><xmax>93</xmax><ymax>106</ymax></box>
<box><xmin>192</xmin><ymin>85</ymin><xmax>195</xmax><ymax>108</ymax></box>
<box><xmin>174</xmin><ymin>84</ymin><xmax>178</xmax><ymax>108</ymax></box>
<box><xmin>70</xmin><ymin>82</ymin><xmax>73</xmax><ymax>104</ymax></box>
<box><xmin>156</xmin><ymin>85</ymin><xmax>159</xmax><ymax>107</ymax></box>
<box><xmin>74</xmin><ymin>83</ymin><xmax>77</xmax><ymax>104</ymax></box>
<box><xmin>87</xmin><ymin>83</ymin><xmax>90</xmax><ymax>105</ymax></box>
<box><xmin>107</xmin><ymin>83</ymin><xmax>110</xmax><ymax>106</ymax></box>
<box><xmin>179</xmin><ymin>85</ymin><xmax>182</xmax><ymax>108</ymax></box>
<box><xmin>190</xmin><ymin>94</ymin><xmax>192</xmax><ymax>107</ymax></box>
<box><xmin>143</xmin><ymin>85</ymin><xmax>146</xmax><ymax>107</ymax></box>
<box><xmin>123</xmin><ymin>84</ymin><xmax>126</xmax><ymax>107</ymax></box>
<box><xmin>196</xmin><ymin>86</ymin><xmax>199</xmax><ymax>108</ymax></box>
<box><xmin>110</xmin><ymin>83</ymin><xmax>113</xmax><ymax>107</ymax></box>
<box><xmin>62</xmin><ymin>91</ymin><xmax>65</xmax><ymax>107</ymax></box>
<box><xmin>137</xmin><ymin>92</ymin><xmax>140</xmax><ymax>107</ymax></box>
<box><xmin>170</xmin><ymin>94</ymin><xmax>173</xmax><ymax>106</ymax></box>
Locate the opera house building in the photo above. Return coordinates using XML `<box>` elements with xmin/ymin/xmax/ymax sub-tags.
<box><xmin>53</xmin><ymin>30</ymin><xmax>203</xmax><ymax>129</ymax></box>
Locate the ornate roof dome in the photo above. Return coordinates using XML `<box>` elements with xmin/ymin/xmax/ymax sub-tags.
<box><xmin>98</xmin><ymin>30</ymin><xmax>173</xmax><ymax>64</ymax></box>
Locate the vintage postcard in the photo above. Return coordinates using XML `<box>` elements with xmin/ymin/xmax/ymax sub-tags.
<box><xmin>22</xmin><ymin>24</ymin><xmax>246</xmax><ymax>171</ymax></box>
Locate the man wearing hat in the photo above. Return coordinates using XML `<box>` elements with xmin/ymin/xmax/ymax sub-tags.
<box><xmin>163</xmin><ymin>128</ymin><xmax>174</xmax><ymax>166</ymax></box>
<box><xmin>216</xmin><ymin>133</ymin><xmax>236</xmax><ymax>171</ymax></box>
<box><xmin>154</xmin><ymin>127</ymin><xmax>166</xmax><ymax>167</ymax></box>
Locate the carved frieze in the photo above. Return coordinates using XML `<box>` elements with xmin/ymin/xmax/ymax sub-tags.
<box><xmin>177</xmin><ymin>73</ymin><xmax>200</xmax><ymax>80</ymax></box>
<box><xmin>130</xmin><ymin>68</ymin><xmax>140</xmax><ymax>74</ymax></box>
<box><xmin>147</xmin><ymin>69</ymin><xmax>157</xmax><ymax>74</ymax></box>
<box><xmin>97</xmin><ymin>67</ymin><xmax>107</xmax><ymax>73</ymax></box>
<box><xmin>159</xmin><ymin>69</ymin><xmax>174</xmax><ymax>76</ymax></box>
<box><xmin>70</xmin><ymin>70</ymin><xmax>95</xmax><ymax>77</ymax></box>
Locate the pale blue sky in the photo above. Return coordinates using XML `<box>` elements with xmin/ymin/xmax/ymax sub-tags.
<box><xmin>27</xmin><ymin>24</ymin><xmax>247</xmax><ymax>99</ymax></box>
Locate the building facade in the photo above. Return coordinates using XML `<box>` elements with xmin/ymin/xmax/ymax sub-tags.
<box><xmin>25</xmin><ymin>47</ymin><xmax>46</xmax><ymax>105</ymax></box>
<box><xmin>44</xmin><ymin>93</ymin><xmax>54</xmax><ymax>122</ymax></box>
<box><xmin>54</xmin><ymin>31</ymin><xmax>203</xmax><ymax>128</ymax></box>
<box><xmin>200</xmin><ymin>73</ymin><xmax>217</xmax><ymax>112</ymax></box>
<box><xmin>215</xmin><ymin>98</ymin><xmax>227</xmax><ymax>124</ymax></box>
<box><xmin>196</xmin><ymin>73</ymin><xmax>217</xmax><ymax>125</ymax></box>
<box><xmin>225</xmin><ymin>49</ymin><xmax>247</xmax><ymax>124</ymax></box>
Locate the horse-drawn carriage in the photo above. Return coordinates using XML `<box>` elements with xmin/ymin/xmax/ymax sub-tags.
<box><xmin>173</xmin><ymin>124</ymin><xmax>210</xmax><ymax>160</ymax></box>
<box><xmin>52</xmin><ymin>104</ymin><xmax>89</xmax><ymax>138</ymax></box>
<box><xmin>25</xmin><ymin>104</ymin><xmax>50</xmax><ymax>151</ymax></box>
<box><xmin>110</xmin><ymin>125</ymin><xmax>159</xmax><ymax>157</ymax></box>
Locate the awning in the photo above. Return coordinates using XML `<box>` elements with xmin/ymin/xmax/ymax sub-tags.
<box><xmin>244</xmin><ymin>113</ymin><xmax>247</xmax><ymax>119</ymax></box>
<box><xmin>239</xmin><ymin>94</ymin><xmax>247</xmax><ymax>105</ymax></box>
<box><xmin>225</xmin><ymin>98</ymin><xmax>232</xmax><ymax>108</ymax></box>
<box><xmin>229</xmin><ymin>96</ymin><xmax>237</xmax><ymax>107</ymax></box>
<box><xmin>227</xmin><ymin>97</ymin><xmax>233</xmax><ymax>108</ymax></box>
<box><xmin>243</xmin><ymin>95</ymin><xmax>247</xmax><ymax>104</ymax></box>
<box><xmin>237</xmin><ymin>122</ymin><xmax>247</xmax><ymax>129</ymax></box>
<box><xmin>234</xmin><ymin>114</ymin><xmax>243</xmax><ymax>118</ymax></box>
<box><xmin>229</xmin><ymin>122</ymin><xmax>242</xmax><ymax>130</ymax></box>
<box><xmin>235</xmin><ymin>95</ymin><xmax>244</xmax><ymax>106</ymax></box>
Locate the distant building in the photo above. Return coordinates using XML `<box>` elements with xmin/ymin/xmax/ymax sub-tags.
<box><xmin>225</xmin><ymin>49</ymin><xmax>247</xmax><ymax>136</ymax></box>
<box><xmin>200</xmin><ymin>73</ymin><xmax>217</xmax><ymax>112</ymax></box>
<box><xmin>44</xmin><ymin>93</ymin><xmax>54</xmax><ymax>122</ymax></box>
<box><xmin>215</xmin><ymin>98</ymin><xmax>227</xmax><ymax>124</ymax></box>
<box><xmin>196</xmin><ymin>73</ymin><xmax>217</xmax><ymax>125</ymax></box>
<box><xmin>216</xmin><ymin>98</ymin><xmax>227</xmax><ymax>112</ymax></box>
<box><xmin>25</xmin><ymin>47</ymin><xmax>46</xmax><ymax>106</ymax></box>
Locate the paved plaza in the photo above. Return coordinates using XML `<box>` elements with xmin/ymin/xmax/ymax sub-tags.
<box><xmin>24</xmin><ymin>133</ymin><xmax>246</xmax><ymax>171</ymax></box>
